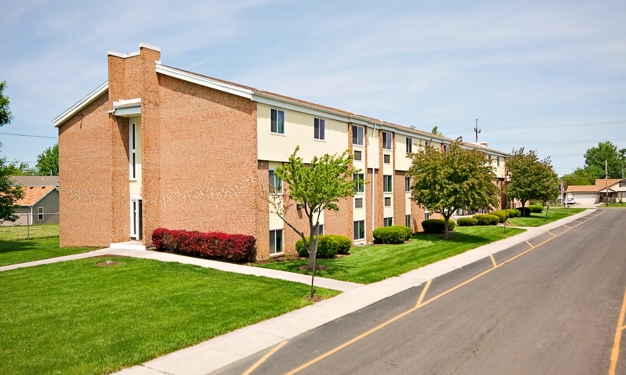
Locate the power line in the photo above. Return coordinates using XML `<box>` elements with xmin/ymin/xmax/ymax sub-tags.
<box><xmin>0</xmin><ymin>132</ymin><xmax>57</xmax><ymax>139</ymax></box>
<box><xmin>492</xmin><ymin>138</ymin><xmax>626</xmax><ymax>145</ymax></box>
<box><xmin>445</xmin><ymin>120</ymin><xmax>626</xmax><ymax>133</ymax></box>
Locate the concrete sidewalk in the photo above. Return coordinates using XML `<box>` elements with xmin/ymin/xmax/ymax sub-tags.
<box><xmin>110</xmin><ymin>209</ymin><xmax>596</xmax><ymax>375</ymax></box>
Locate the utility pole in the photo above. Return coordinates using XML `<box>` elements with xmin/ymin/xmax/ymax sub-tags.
<box><xmin>606</xmin><ymin>160</ymin><xmax>609</xmax><ymax>207</ymax></box>
<box><xmin>474</xmin><ymin>119</ymin><xmax>481</xmax><ymax>143</ymax></box>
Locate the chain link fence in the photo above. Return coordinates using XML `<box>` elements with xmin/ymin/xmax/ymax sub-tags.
<box><xmin>0</xmin><ymin>213</ymin><xmax>60</xmax><ymax>241</ymax></box>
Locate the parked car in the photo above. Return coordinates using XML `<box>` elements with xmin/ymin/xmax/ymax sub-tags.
<box><xmin>564</xmin><ymin>198</ymin><xmax>576</xmax><ymax>205</ymax></box>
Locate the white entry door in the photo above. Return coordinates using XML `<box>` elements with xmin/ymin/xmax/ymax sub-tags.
<box><xmin>130</xmin><ymin>198</ymin><xmax>143</xmax><ymax>240</ymax></box>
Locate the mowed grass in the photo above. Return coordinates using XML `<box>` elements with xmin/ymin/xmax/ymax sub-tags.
<box><xmin>0</xmin><ymin>257</ymin><xmax>339</xmax><ymax>375</ymax></box>
<box><xmin>0</xmin><ymin>237</ymin><xmax>96</xmax><ymax>267</ymax></box>
<box><xmin>0</xmin><ymin>223</ymin><xmax>59</xmax><ymax>241</ymax></box>
<box><xmin>507</xmin><ymin>207</ymin><xmax>585</xmax><ymax>227</ymax></box>
<box><xmin>258</xmin><ymin>226</ymin><xmax>525</xmax><ymax>284</ymax></box>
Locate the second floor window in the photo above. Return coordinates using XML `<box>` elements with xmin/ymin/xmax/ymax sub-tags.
<box><xmin>406</xmin><ymin>137</ymin><xmax>412</xmax><ymax>153</ymax></box>
<box><xmin>383</xmin><ymin>132</ymin><xmax>392</xmax><ymax>150</ymax></box>
<box><xmin>383</xmin><ymin>175</ymin><xmax>393</xmax><ymax>192</ymax></box>
<box><xmin>352</xmin><ymin>125</ymin><xmax>364</xmax><ymax>146</ymax></box>
<box><xmin>314</xmin><ymin>118</ymin><xmax>325</xmax><ymax>140</ymax></box>
<box><xmin>269</xmin><ymin>170</ymin><xmax>282</xmax><ymax>194</ymax></box>
<box><xmin>405</xmin><ymin>176</ymin><xmax>411</xmax><ymax>192</ymax></box>
<box><xmin>354</xmin><ymin>173</ymin><xmax>365</xmax><ymax>193</ymax></box>
<box><xmin>271</xmin><ymin>109</ymin><xmax>285</xmax><ymax>134</ymax></box>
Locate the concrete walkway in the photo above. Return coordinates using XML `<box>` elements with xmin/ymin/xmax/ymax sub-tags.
<box><xmin>0</xmin><ymin>209</ymin><xmax>597</xmax><ymax>375</ymax></box>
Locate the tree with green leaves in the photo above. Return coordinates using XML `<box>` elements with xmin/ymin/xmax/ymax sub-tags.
<box><xmin>583</xmin><ymin>141</ymin><xmax>625</xmax><ymax>179</ymax></box>
<box><xmin>407</xmin><ymin>141</ymin><xmax>499</xmax><ymax>239</ymax></box>
<box><xmin>0</xmin><ymin>149</ymin><xmax>25</xmax><ymax>223</ymax></box>
<box><xmin>506</xmin><ymin>148</ymin><xmax>559</xmax><ymax>215</ymax></box>
<box><xmin>265</xmin><ymin>146</ymin><xmax>359</xmax><ymax>297</ymax></box>
<box><xmin>431</xmin><ymin>126</ymin><xmax>442</xmax><ymax>136</ymax></box>
<box><xmin>0</xmin><ymin>81</ymin><xmax>12</xmax><ymax>127</ymax></box>
<box><xmin>36</xmin><ymin>143</ymin><xmax>59</xmax><ymax>176</ymax></box>
<box><xmin>561</xmin><ymin>166</ymin><xmax>601</xmax><ymax>186</ymax></box>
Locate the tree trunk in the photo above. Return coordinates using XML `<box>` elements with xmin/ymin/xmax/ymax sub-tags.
<box><xmin>443</xmin><ymin>213</ymin><xmax>451</xmax><ymax>240</ymax></box>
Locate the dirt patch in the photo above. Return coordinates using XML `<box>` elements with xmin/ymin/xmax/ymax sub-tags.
<box><xmin>298</xmin><ymin>264</ymin><xmax>329</xmax><ymax>271</ymax></box>
<box><xmin>94</xmin><ymin>258</ymin><xmax>123</xmax><ymax>267</ymax></box>
<box><xmin>304</xmin><ymin>296</ymin><xmax>323</xmax><ymax>303</ymax></box>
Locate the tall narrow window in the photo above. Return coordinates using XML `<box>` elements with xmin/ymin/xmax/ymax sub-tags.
<box><xmin>269</xmin><ymin>229</ymin><xmax>283</xmax><ymax>254</ymax></box>
<box><xmin>271</xmin><ymin>109</ymin><xmax>285</xmax><ymax>134</ymax></box>
<box><xmin>383</xmin><ymin>175</ymin><xmax>393</xmax><ymax>193</ymax></box>
<box><xmin>406</xmin><ymin>137</ymin><xmax>412</xmax><ymax>153</ymax></box>
<box><xmin>425</xmin><ymin>211</ymin><xmax>430</xmax><ymax>220</ymax></box>
<box><xmin>314</xmin><ymin>118</ymin><xmax>326</xmax><ymax>140</ymax></box>
<box><xmin>497</xmin><ymin>157</ymin><xmax>500</xmax><ymax>167</ymax></box>
<box><xmin>269</xmin><ymin>170</ymin><xmax>282</xmax><ymax>194</ymax></box>
<box><xmin>130</xmin><ymin>122</ymin><xmax>137</xmax><ymax>179</ymax></box>
<box><xmin>405</xmin><ymin>214</ymin><xmax>411</xmax><ymax>228</ymax></box>
<box><xmin>405</xmin><ymin>176</ymin><xmax>411</xmax><ymax>192</ymax></box>
<box><xmin>352</xmin><ymin>125</ymin><xmax>364</xmax><ymax>146</ymax></box>
<box><xmin>443</xmin><ymin>144</ymin><xmax>449</xmax><ymax>153</ymax></box>
<box><xmin>354</xmin><ymin>220</ymin><xmax>365</xmax><ymax>240</ymax></box>
<box><xmin>354</xmin><ymin>173</ymin><xmax>365</xmax><ymax>193</ymax></box>
<box><xmin>38</xmin><ymin>207</ymin><xmax>44</xmax><ymax>221</ymax></box>
<box><xmin>382</xmin><ymin>132</ymin><xmax>392</xmax><ymax>150</ymax></box>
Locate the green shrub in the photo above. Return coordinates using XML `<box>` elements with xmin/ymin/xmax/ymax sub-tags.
<box><xmin>400</xmin><ymin>226</ymin><xmax>412</xmax><ymax>240</ymax></box>
<box><xmin>456</xmin><ymin>217</ymin><xmax>478</xmax><ymax>226</ymax></box>
<box><xmin>490</xmin><ymin>210</ymin><xmax>509</xmax><ymax>223</ymax></box>
<box><xmin>473</xmin><ymin>214</ymin><xmax>499</xmax><ymax>225</ymax></box>
<box><xmin>325</xmin><ymin>235</ymin><xmax>352</xmax><ymax>254</ymax></box>
<box><xmin>373</xmin><ymin>226</ymin><xmax>410</xmax><ymax>244</ymax></box>
<box><xmin>506</xmin><ymin>209</ymin><xmax>520</xmax><ymax>217</ymax></box>
<box><xmin>421</xmin><ymin>219</ymin><xmax>456</xmax><ymax>234</ymax></box>
<box><xmin>529</xmin><ymin>205</ymin><xmax>543</xmax><ymax>213</ymax></box>
<box><xmin>295</xmin><ymin>235</ymin><xmax>339</xmax><ymax>258</ymax></box>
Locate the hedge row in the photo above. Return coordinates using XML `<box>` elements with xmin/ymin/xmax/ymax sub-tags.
<box><xmin>422</xmin><ymin>219</ymin><xmax>456</xmax><ymax>234</ymax></box>
<box><xmin>528</xmin><ymin>205</ymin><xmax>543</xmax><ymax>213</ymax></box>
<box><xmin>507</xmin><ymin>209</ymin><xmax>521</xmax><ymax>217</ymax></box>
<box><xmin>373</xmin><ymin>226</ymin><xmax>412</xmax><ymax>244</ymax></box>
<box><xmin>473</xmin><ymin>214</ymin><xmax>500</xmax><ymax>225</ymax></box>
<box><xmin>457</xmin><ymin>217</ymin><xmax>478</xmax><ymax>226</ymax></box>
<box><xmin>152</xmin><ymin>228</ymin><xmax>256</xmax><ymax>262</ymax></box>
<box><xmin>295</xmin><ymin>235</ymin><xmax>352</xmax><ymax>258</ymax></box>
<box><xmin>490</xmin><ymin>210</ymin><xmax>509</xmax><ymax>223</ymax></box>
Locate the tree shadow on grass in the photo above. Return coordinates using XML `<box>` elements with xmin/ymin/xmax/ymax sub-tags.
<box><xmin>412</xmin><ymin>231</ymin><xmax>496</xmax><ymax>245</ymax></box>
<box><xmin>0</xmin><ymin>240</ymin><xmax>39</xmax><ymax>255</ymax></box>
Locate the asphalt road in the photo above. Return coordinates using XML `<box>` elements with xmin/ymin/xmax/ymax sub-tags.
<box><xmin>215</xmin><ymin>209</ymin><xmax>626</xmax><ymax>375</ymax></box>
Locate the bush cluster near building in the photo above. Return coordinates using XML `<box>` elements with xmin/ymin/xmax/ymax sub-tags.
<box><xmin>372</xmin><ymin>226</ymin><xmax>412</xmax><ymax>244</ymax></box>
<box><xmin>295</xmin><ymin>235</ymin><xmax>352</xmax><ymax>258</ymax></box>
<box><xmin>421</xmin><ymin>219</ymin><xmax>456</xmax><ymax>233</ymax></box>
<box><xmin>152</xmin><ymin>228</ymin><xmax>256</xmax><ymax>262</ymax></box>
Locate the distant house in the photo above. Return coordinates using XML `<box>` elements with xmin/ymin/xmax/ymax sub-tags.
<box><xmin>566</xmin><ymin>179</ymin><xmax>625</xmax><ymax>206</ymax></box>
<box><xmin>4</xmin><ymin>176</ymin><xmax>60</xmax><ymax>226</ymax></box>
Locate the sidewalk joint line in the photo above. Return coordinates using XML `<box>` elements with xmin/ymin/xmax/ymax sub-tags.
<box><xmin>243</xmin><ymin>340</ymin><xmax>288</xmax><ymax>375</ymax></box>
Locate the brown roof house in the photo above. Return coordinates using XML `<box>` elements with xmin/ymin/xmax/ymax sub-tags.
<box><xmin>566</xmin><ymin>179</ymin><xmax>625</xmax><ymax>207</ymax></box>
<box><xmin>52</xmin><ymin>43</ymin><xmax>510</xmax><ymax>259</ymax></box>
<box><xmin>4</xmin><ymin>176</ymin><xmax>60</xmax><ymax>226</ymax></box>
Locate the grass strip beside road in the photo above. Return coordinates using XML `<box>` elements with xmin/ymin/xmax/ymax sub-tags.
<box><xmin>257</xmin><ymin>226</ymin><xmax>525</xmax><ymax>284</ymax></box>
<box><xmin>0</xmin><ymin>237</ymin><xmax>96</xmax><ymax>267</ymax></box>
<box><xmin>0</xmin><ymin>257</ymin><xmax>339</xmax><ymax>375</ymax></box>
<box><xmin>507</xmin><ymin>208</ymin><xmax>585</xmax><ymax>227</ymax></box>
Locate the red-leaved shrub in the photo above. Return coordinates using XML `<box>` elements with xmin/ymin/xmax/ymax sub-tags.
<box><xmin>152</xmin><ymin>228</ymin><xmax>256</xmax><ymax>262</ymax></box>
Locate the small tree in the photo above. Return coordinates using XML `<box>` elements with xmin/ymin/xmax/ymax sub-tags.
<box><xmin>506</xmin><ymin>148</ymin><xmax>559</xmax><ymax>214</ymax></box>
<box><xmin>0</xmin><ymin>81</ymin><xmax>12</xmax><ymax>127</ymax></box>
<box><xmin>0</xmin><ymin>152</ymin><xmax>25</xmax><ymax>223</ymax></box>
<box><xmin>36</xmin><ymin>143</ymin><xmax>59</xmax><ymax>176</ymax></box>
<box><xmin>263</xmin><ymin>146</ymin><xmax>359</xmax><ymax>297</ymax></box>
<box><xmin>408</xmin><ymin>142</ymin><xmax>499</xmax><ymax>239</ymax></box>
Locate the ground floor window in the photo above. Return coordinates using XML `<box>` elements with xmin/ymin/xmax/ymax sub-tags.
<box><xmin>384</xmin><ymin>217</ymin><xmax>393</xmax><ymax>226</ymax></box>
<box><xmin>269</xmin><ymin>229</ymin><xmax>283</xmax><ymax>254</ymax></box>
<box><xmin>353</xmin><ymin>220</ymin><xmax>365</xmax><ymax>240</ymax></box>
<box><xmin>316</xmin><ymin>224</ymin><xmax>324</xmax><ymax>236</ymax></box>
<box><xmin>405</xmin><ymin>214</ymin><xmax>411</xmax><ymax>228</ymax></box>
<box><xmin>425</xmin><ymin>211</ymin><xmax>430</xmax><ymax>220</ymax></box>
<box><xmin>37</xmin><ymin>207</ymin><xmax>44</xmax><ymax>221</ymax></box>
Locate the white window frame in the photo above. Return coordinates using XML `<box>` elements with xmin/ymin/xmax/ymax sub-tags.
<box><xmin>354</xmin><ymin>173</ymin><xmax>365</xmax><ymax>194</ymax></box>
<box><xmin>425</xmin><ymin>210</ymin><xmax>430</xmax><ymax>220</ymax></box>
<box><xmin>383</xmin><ymin>175</ymin><xmax>393</xmax><ymax>193</ymax></box>
<box><xmin>405</xmin><ymin>176</ymin><xmax>411</xmax><ymax>192</ymax></box>
<box><xmin>405</xmin><ymin>214</ymin><xmax>411</xmax><ymax>228</ymax></box>
<box><xmin>382</xmin><ymin>131</ymin><xmax>392</xmax><ymax>150</ymax></box>
<box><xmin>314</xmin><ymin>118</ymin><xmax>326</xmax><ymax>140</ymax></box>
<box><xmin>384</xmin><ymin>217</ymin><xmax>393</xmax><ymax>227</ymax></box>
<box><xmin>37</xmin><ymin>207</ymin><xmax>44</xmax><ymax>221</ymax></box>
<box><xmin>317</xmin><ymin>224</ymin><xmax>324</xmax><ymax>236</ymax></box>
<box><xmin>269</xmin><ymin>170</ymin><xmax>282</xmax><ymax>194</ymax></box>
<box><xmin>406</xmin><ymin>137</ymin><xmax>412</xmax><ymax>153</ymax></box>
<box><xmin>355</xmin><ymin>197</ymin><xmax>363</xmax><ymax>208</ymax></box>
<box><xmin>352</xmin><ymin>125</ymin><xmax>364</xmax><ymax>146</ymax></box>
<box><xmin>354</xmin><ymin>150</ymin><xmax>362</xmax><ymax>161</ymax></box>
<box><xmin>383</xmin><ymin>154</ymin><xmax>391</xmax><ymax>164</ymax></box>
<box><xmin>269</xmin><ymin>229</ymin><xmax>283</xmax><ymax>255</ymax></box>
<box><xmin>129</xmin><ymin>122</ymin><xmax>137</xmax><ymax>180</ymax></box>
<box><xmin>384</xmin><ymin>197</ymin><xmax>392</xmax><ymax>207</ymax></box>
<box><xmin>270</xmin><ymin>108</ymin><xmax>285</xmax><ymax>135</ymax></box>
<box><xmin>354</xmin><ymin>220</ymin><xmax>365</xmax><ymax>240</ymax></box>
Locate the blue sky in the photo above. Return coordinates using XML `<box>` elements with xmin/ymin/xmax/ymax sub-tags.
<box><xmin>1</xmin><ymin>0</ymin><xmax>625</xmax><ymax>175</ymax></box>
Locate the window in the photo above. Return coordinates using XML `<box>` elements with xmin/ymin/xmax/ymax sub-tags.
<box><xmin>382</xmin><ymin>131</ymin><xmax>392</xmax><ymax>150</ymax></box>
<box><xmin>354</xmin><ymin>220</ymin><xmax>365</xmax><ymax>240</ymax></box>
<box><xmin>405</xmin><ymin>214</ymin><xmax>411</xmax><ymax>228</ymax></box>
<box><xmin>269</xmin><ymin>229</ymin><xmax>283</xmax><ymax>254</ymax></box>
<box><xmin>271</xmin><ymin>109</ymin><xmax>285</xmax><ymax>134</ymax></box>
<box><xmin>443</xmin><ymin>144</ymin><xmax>449</xmax><ymax>153</ymax></box>
<box><xmin>314</xmin><ymin>118</ymin><xmax>325</xmax><ymax>140</ymax></box>
<box><xmin>384</xmin><ymin>154</ymin><xmax>391</xmax><ymax>164</ymax></box>
<box><xmin>384</xmin><ymin>217</ymin><xmax>393</xmax><ymax>227</ymax></box>
<box><xmin>383</xmin><ymin>175</ymin><xmax>393</xmax><ymax>193</ymax></box>
<box><xmin>406</xmin><ymin>137</ymin><xmax>412</xmax><ymax>153</ymax></box>
<box><xmin>316</xmin><ymin>224</ymin><xmax>324</xmax><ymax>236</ymax></box>
<box><xmin>425</xmin><ymin>141</ymin><xmax>430</xmax><ymax>147</ymax></box>
<box><xmin>497</xmin><ymin>157</ymin><xmax>500</xmax><ymax>167</ymax></box>
<box><xmin>405</xmin><ymin>176</ymin><xmax>411</xmax><ymax>192</ymax></box>
<box><xmin>355</xmin><ymin>198</ymin><xmax>363</xmax><ymax>208</ymax></box>
<box><xmin>488</xmin><ymin>154</ymin><xmax>492</xmax><ymax>162</ymax></box>
<box><xmin>269</xmin><ymin>170</ymin><xmax>282</xmax><ymax>194</ymax></box>
<box><xmin>352</xmin><ymin>125</ymin><xmax>364</xmax><ymax>146</ymax></box>
<box><xmin>129</xmin><ymin>122</ymin><xmax>137</xmax><ymax>179</ymax></box>
<box><xmin>385</xmin><ymin>197</ymin><xmax>391</xmax><ymax>207</ymax></box>
<box><xmin>354</xmin><ymin>173</ymin><xmax>365</xmax><ymax>193</ymax></box>
<box><xmin>354</xmin><ymin>150</ymin><xmax>362</xmax><ymax>161</ymax></box>
<box><xmin>38</xmin><ymin>207</ymin><xmax>44</xmax><ymax>221</ymax></box>
<box><xmin>425</xmin><ymin>211</ymin><xmax>430</xmax><ymax>220</ymax></box>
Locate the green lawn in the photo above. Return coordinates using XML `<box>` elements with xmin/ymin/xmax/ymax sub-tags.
<box><xmin>507</xmin><ymin>208</ymin><xmax>585</xmax><ymax>227</ymax></box>
<box><xmin>0</xmin><ymin>257</ymin><xmax>339</xmax><ymax>375</ymax></box>
<box><xmin>0</xmin><ymin>237</ymin><xmax>96</xmax><ymax>267</ymax></box>
<box><xmin>257</xmin><ymin>226</ymin><xmax>525</xmax><ymax>284</ymax></box>
<box><xmin>0</xmin><ymin>223</ymin><xmax>59</xmax><ymax>241</ymax></box>
<box><xmin>599</xmin><ymin>203</ymin><xmax>626</xmax><ymax>207</ymax></box>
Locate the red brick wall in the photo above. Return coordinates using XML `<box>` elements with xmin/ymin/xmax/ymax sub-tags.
<box><xmin>393</xmin><ymin>171</ymin><xmax>406</xmax><ymax>227</ymax></box>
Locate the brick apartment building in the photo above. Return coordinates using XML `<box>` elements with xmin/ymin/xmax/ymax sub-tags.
<box><xmin>53</xmin><ymin>43</ymin><xmax>508</xmax><ymax>261</ymax></box>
